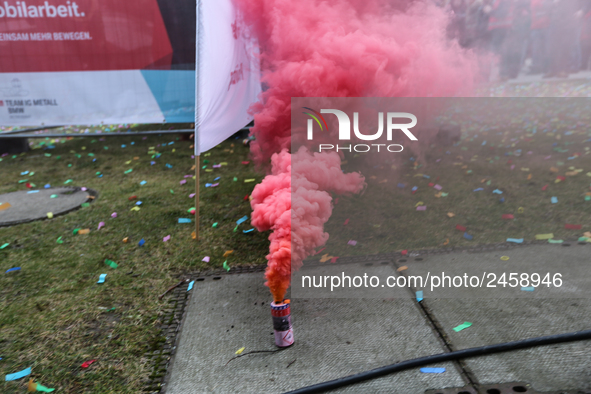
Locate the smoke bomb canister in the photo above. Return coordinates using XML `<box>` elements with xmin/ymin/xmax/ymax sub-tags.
<box><xmin>270</xmin><ymin>301</ymin><xmax>294</xmax><ymax>347</ymax></box>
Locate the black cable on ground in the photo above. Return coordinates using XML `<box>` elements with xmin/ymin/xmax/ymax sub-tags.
<box><xmin>284</xmin><ymin>329</ymin><xmax>591</xmax><ymax>394</ymax></box>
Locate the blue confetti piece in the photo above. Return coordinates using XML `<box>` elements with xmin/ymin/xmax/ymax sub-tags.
<box><xmin>499</xmin><ymin>198</ymin><xmax>505</xmax><ymax>203</ymax></box>
<box><xmin>136</xmin><ymin>201</ymin><xmax>142</xmax><ymax>206</ymax></box>
<box><xmin>20</xmin><ymin>171</ymin><xmax>29</xmax><ymax>175</ymax></box>
<box><xmin>150</xmin><ymin>161</ymin><xmax>156</xmax><ymax>166</ymax></box>
<box><xmin>411</xmin><ymin>186</ymin><xmax>418</xmax><ymax>192</ymax></box>
<box><xmin>168</xmin><ymin>141</ymin><xmax>174</xmax><ymax>145</ymax></box>
<box><xmin>27</xmin><ymin>190</ymin><xmax>39</xmax><ymax>194</ymax></box>
<box><xmin>551</xmin><ymin>196</ymin><xmax>558</xmax><ymax>204</ymax></box>
<box><xmin>5</xmin><ymin>267</ymin><xmax>20</xmax><ymax>273</ymax></box>
<box><xmin>423</xmin><ymin>175</ymin><xmax>430</xmax><ymax>179</ymax></box>
<box><xmin>409</xmin><ymin>157</ymin><xmax>415</xmax><ymax>161</ymax></box>
<box><xmin>165</xmin><ymin>163</ymin><xmax>173</xmax><ymax>168</ymax></box>
<box><xmin>521</xmin><ymin>286</ymin><xmax>535</xmax><ymax>291</ymax></box>
<box><xmin>44</xmin><ymin>184</ymin><xmax>51</xmax><ymax>188</ymax></box>
<box><xmin>97</xmin><ymin>274</ymin><xmax>107</xmax><ymax>284</ymax></box>
<box><xmin>420</xmin><ymin>367</ymin><xmax>445</xmax><ymax>374</ymax></box>
<box><xmin>243</xmin><ymin>228</ymin><xmax>254</xmax><ymax>233</ymax></box>
<box><xmin>178</xmin><ymin>218</ymin><xmax>192</xmax><ymax>224</ymax></box>
<box><xmin>93</xmin><ymin>159</ymin><xmax>97</xmax><ymax>162</ymax></box>
<box><xmin>507</xmin><ymin>238</ymin><xmax>523</xmax><ymax>243</ymax></box>
<box><xmin>416</xmin><ymin>290</ymin><xmax>423</xmax><ymax>302</ymax></box>
<box><xmin>121</xmin><ymin>144</ymin><xmax>126</xmax><ymax>148</ymax></box>
<box><xmin>214</xmin><ymin>177</ymin><xmax>220</xmax><ymax>181</ymax></box>
<box><xmin>473</xmin><ymin>188</ymin><xmax>483</xmax><ymax>192</ymax></box>
<box><xmin>492</xmin><ymin>189</ymin><xmax>503</xmax><ymax>194</ymax></box>
<box><xmin>205</xmin><ymin>183</ymin><xmax>213</xmax><ymax>187</ymax></box>
<box><xmin>138</xmin><ymin>238</ymin><xmax>145</xmax><ymax>247</ymax></box>
<box><xmin>397</xmin><ymin>183</ymin><xmax>405</xmax><ymax>188</ymax></box>
<box><xmin>131</xmin><ymin>141</ymin><xmax>135</xmax><ymax>145</ymax></box>
<box><xmin>464</xmin><ymin>233</ymin><xmax>473</xmax><ymax>240</ymax></box>
<box><xmin>5</xmin><ymin>366</ymin><xmax>31</xmax><ymax>381</ymax></box>
<box><xmin>187</xmin><ymin>280</ymin><xmax>195</xmax><ymax>292</ymax></box>
<box><xmin>98</xmin><ymin>174</ymin><xmax>102</xmax><ymax>177</ymax></box>
<box><xmin>140</xmin><ymin>180</ymin><xmax>147</xmax><ymax>185</ymax></box>
<box><xmin>236</xmin><ymin>215</ymin><xmax>248</xmax><ymax>225</ymax></box>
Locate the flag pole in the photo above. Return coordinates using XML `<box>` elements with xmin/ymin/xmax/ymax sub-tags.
<box><xmin>194</xmin><ymin>0</ymin><xmax>201</xmax><ymax>241</ymax></box>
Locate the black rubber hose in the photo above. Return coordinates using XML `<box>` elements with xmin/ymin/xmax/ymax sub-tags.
<box><xmin>284</xmin><ymin>329</ymin><xmax>591</xmax><ymax>394</ymax></box>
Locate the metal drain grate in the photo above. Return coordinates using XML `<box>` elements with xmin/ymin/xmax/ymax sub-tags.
<box><xmin>425</xmin><ymin>381</ymin><xmax>589</xmax><ymax>394</ymax></box>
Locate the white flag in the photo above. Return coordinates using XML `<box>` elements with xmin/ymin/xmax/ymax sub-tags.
<box><xmin>195</xmin><ymin>0</ymin><xmax>261</xmax><ymax>155</ymax></box>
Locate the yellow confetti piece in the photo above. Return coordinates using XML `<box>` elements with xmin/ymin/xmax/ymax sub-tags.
<box><xmin>434</xmin><ymin>192</ymin><xmax>442</xmax><ymax>198</ymax></box>
<box><xmin>319</xmin><ymin>254</ymin><xmax>332</xmax><ymax>263</ymax></box>
<box><xmin>191</xmin><ymin>231</ymin><xmax>197</xmax><ymax>240</ymax></box>
<box><xmin>527</xmin><ymin>174</ymin><xmax>532</xmax><ymax>180</ymax></box>
<box><xmin>133</xmin><ymin>157</ymin><xmax>139</xmax><ymax>160</ymax></box>
<box><xmin>78</xmin><ymin>229</ymin><xmax>90</xmax><ymax>235</ymax></box>
<box><xmin>397</xmin><ymin>266</ymin><xmax>408</xmax><ymax>272</ymax></box>
<box><xmin>521</xmin><ymin>168</ymin><xmax>529</xmax><ymax>171</ymax></box>
<box><xmin>130</xmin><ymin>206</ymin><xmax>140</xmax><ymax>211</ymax></box>
<box><xmin>122</xmin><ymin>237</ymin><xmax>128</xmax><ymax>243</ymax></box>
<box><xmin>500</xmin><ymin>256</ymin><xmax>510</xmax><ymax>261</ymax></box>
<box><xmin>415</xmin><ymin>201</ymin><xmax>424</xmax><ymax>207</ymax></box>
<box><xmin>47</xmin><ymin>212</ymin><xmax>53</xmax><ymax>219</ymax></box>
<box><xmin>447</xmin><ymin>212</ymin><xmax>455</xmax><ymax>218</ymax></box>
<box><xmin>517</xmin><ymin>207</ymin><xmax>524</xmax><ymax>213</ymax></box>
<box><xmin>443</xmin><ymin>238</ymin><xmax>449</xmax><ymax>246</ymax></box>
<box><xmin>535</xmin><ymin>233</ymin><xmax>553</xmax><ymax>240</ymax></box>
<box><xmin>0</xmin><ymin>202</ymin><xmax>12</xmax><ymax>211</ymax></box>
<box><xmin>223</xmin><ymin>250</ymin><xmax>233</xmax><ymax>258</ymax></box>
<box><xmin>244</xmin><ymin>179</ymin><xmax>255</xmax><ymax>183</ymax></box>
<box><xmin>125</xmin><ymin>160</ymin><xmax>132</xmax><ymax>164</ymax></box>
<box><xmin>235</xmin><ymin>347</ymin><xmax>245</xmax><ymax>355</ymax></box>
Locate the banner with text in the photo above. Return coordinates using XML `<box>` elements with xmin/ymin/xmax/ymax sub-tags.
<box><xmin>0</xmin><ymin>0</ymin><xmax>197</xmax><ymax>125</ymax></box>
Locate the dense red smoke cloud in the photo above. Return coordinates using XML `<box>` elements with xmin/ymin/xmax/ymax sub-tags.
<box><xmin>238</xmin><ymin>0</ymin><xmax>478</xmax><ymax>301</ymax></box>
<box><xmin>237</xmin><ymin>0</ymin><xmax>478</xmax><ymax>164</ymax></box>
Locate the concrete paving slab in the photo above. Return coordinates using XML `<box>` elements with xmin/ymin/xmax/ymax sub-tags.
<box><xmin>0</xmin><ymin>187</ymin><xmax>93</xmax><ymax>226</ymax></box>
<box><xmin>165</xmin><ymin>269</ymin><xmax>465</xmax><ymax>394</ymax></box>
<box><xmin>401</xmin><ymin>244</ymin><xmax>591</xmax><ymax>392</ymax></box>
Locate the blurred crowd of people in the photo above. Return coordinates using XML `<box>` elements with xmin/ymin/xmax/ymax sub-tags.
<box><xmin>437</xmin><ymin>0</ymin><xmax>591</xmax><ymax>80</ymax></box>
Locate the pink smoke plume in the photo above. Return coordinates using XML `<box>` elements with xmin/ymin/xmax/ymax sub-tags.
<box><xmin>237</xmin><ymin>0</ymin><xmax>478</xmax><ymax>164</ymax></box>
<box><xmin>250</xmin><ymin>147</ymin><xmax>365</xmax><ymax>302</ymax></box>
<box><xmin>239</xmin><ymin>0</ymin><xmax>478</xmax><ymax>300</ymax></box>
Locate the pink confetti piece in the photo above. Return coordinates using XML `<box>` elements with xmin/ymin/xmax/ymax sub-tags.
<box><xmin>202</xmin><ymin>256</ymin><xmax>210</xmax><ymax>262</ymax></box>
<box><xmin>163</xmin><ymin>235</ymin><xmax>171</xmax><ymax>242</ymax></box>
<box><xmin>111</xmin><ymin>212</ymin><xmax>117</xmax><ymax>218</ymax></box>
<box><xmin>436</xmin><ymin>158</ymin><xmax>442</xmax><ymax>163</ymax></box>
<box><xmin>330</xmin><ymin>256</ymin><xmax>339</xmax><ymax>263</ymax></box>
<box><xmin>242</xmin><ymin>161</ymin><xmax>250</xmax><ymax>165</ymax></box>
<box><xmin>544</xmin><ymin>155</ymin><xmax>551</xmax><ymax>160</ymax></box>
<box><xmin>314</xmin><ymin>248</ymin><xmax>326</xmax><ymax>255</ymax></box>
<box><xmin>98</xmin><ymin>222</ymin><xmax>105</xmax><ymax>230</ymax></box>
<box><xmin>416</xmin><ymin>206</ymin><xmax>427</xmax><ymax>211</ymax></box>
<box><xmin>184</xmin><ymin>175</ymin><xmax>193</xmax><ymax>178</ymax></box>
<box><xmin>189</xmin><ymin>193</ymin><xmax>196</xmax><ymax>198</ymax></box>
<box><xmin>211</xmin><ymin>183</ymin><xmax>219</xmax><ymax>187</ymax></box>
<box><xmin>212</xmin><ymin>164</ymin><xmax>222</xmax><ymax>168</ymax></box>
<box><xmin>433</xmin><ymin>184</ymin><xmax>442</xmax><ymax>190</ymax></box>
<box><xmin>180</xmin><ymin>180</ymin><xmax>187</xmax><ymax>185</ymax></box>
<box><xmin>510</xmin><ymin>165</ymin><xmax>515</xmax><ymax>170</ymax></box>
<box><xmin>81</xmin><ymin>187</ymin><xmax>87</xmax><ymax>191</ymax></box>
<box><xmin>347</xmin><ymin>240</ymin><xmax>357</xmax><ymax>246</ymax></box>
<box><xmin>344</xmin><ymin>218</ymin><xmax>349</xmax><ymax>225</ymax></box>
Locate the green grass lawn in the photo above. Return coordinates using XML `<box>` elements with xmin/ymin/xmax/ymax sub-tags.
<box><xmin>0</xmin><ymin>134</ymin><xmax>268</xmax><ymax>393</ymax></box>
